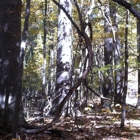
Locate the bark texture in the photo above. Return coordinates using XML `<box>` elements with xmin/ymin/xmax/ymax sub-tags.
<box><xmin>102</xmin><ymin>2</ymin><xmax>114</xmax><ymax>109</ymax></box>
<box><xmin>49</xmin><ymin>0</ymin><xmax>73</xmax><ymax>115</ymax></box>
<box><xmin>137</xmin><ymin>21</ymin><xmax>140</xmax><ymax>106</ymax></box>
<box><xmin>0</xmin><ymin>0</ymin><xmax>21</xmax><ymax>126</ymax></box>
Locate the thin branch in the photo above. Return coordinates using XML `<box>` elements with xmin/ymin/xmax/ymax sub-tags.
<box><xmin>112</xmin><ymin>0</ymin><xmax>140</xmax><ymax>21</ymax></box>
<box><xmin>98</xmin><ymin>0</ymin><xmax>116</xmax><ymax>41</ymax></box>
<box><xmin>84</xmin><ymin>79</ymin><xmax>138</xmax><ymax>108</ymax></box>
<box><xmin>73</xmin><ymin>0</ymin><xmax>85</xmax><ymax>31</ymax></box>
<box><xmin>52</xmin><ymin>0</ymin><xmax>83</xmax><ymax>37</ymax></box>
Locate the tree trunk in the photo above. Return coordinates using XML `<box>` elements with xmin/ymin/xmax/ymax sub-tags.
<box><xmin>120</xmin><ymin>10</ymin><xmax>129</xmax><ymax>128</ymax></box>
<box><xmin>12</xmin><ymin>0</ymin><xmax>31</xmax><ymax>137</ymax></box>
<box><xmin>102</xmin><ymin>2</ymin><xmax>114</xmax><ymax>109</ymax></box>
<box><xmin>0</xmin><ymin>0</ymin><xmax>21</xmax><ymax>126</ymax></box>
<box><xmin>110</xmin><ymin>3</ymin><xmax>122</xmax><ymax>103</ymax></box>
<box><xmin>137</xmin><ymin>20</ymin><xmax>140</xmax><ymax>106</ymax></box>
<box><xmin>49</xmin><ymin>0</ymin><xmax>73</xmax><ymax>116</ymax></box>
<box><xmin>39</xmin><ymin>0</ymin><xmax>48</xmax><ymax>123</ymax></box>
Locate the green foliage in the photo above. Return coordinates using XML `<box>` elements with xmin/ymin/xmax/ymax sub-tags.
<box><xmin>22</xmin><ymin>0</ymin><xmax>58</xmax><ymax>92</ymax></box>
<box><xmin>21</xmin><ymin>0</ymin><xmax>139</xmax><ymax>102</ymax></box>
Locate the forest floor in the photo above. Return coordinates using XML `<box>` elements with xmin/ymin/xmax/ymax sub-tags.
<box><xmin>1</xmin><ymin>101</ymin><xmax>140</xmax><ymax>140</ymax></box>
<box><xmin>20</xmin><ymin>104</ymin><xmax>140</xmax><ymax>140</ymax></box>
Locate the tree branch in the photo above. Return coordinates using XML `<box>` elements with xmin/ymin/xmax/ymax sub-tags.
<box><xmin>21</xmin><ymin>0</ymin><xmax>93</xmax><ymax>134</ymax></box>
<box><xmin>112</xmin><ymin>0</ymin><xmax>140</xmax><ymax>20</ymax></box>
<box><xmin>52</xmin><ymin>0</ymin><xmax>83</xmax><ymax>37</ymax></box>
<box><xmin>73</xmin><ymin>0</ymin><xmax>85</xmax><ymax>31</ymax></box>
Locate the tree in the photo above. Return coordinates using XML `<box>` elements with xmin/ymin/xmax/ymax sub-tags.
<box><xmin>120</xmin><ymin>10</ymin><xmax>129</xmax><ymax>128</ymax></box>
<box><xmin>39</xmin><ymin>0</ymin><xmax>48</xmax><ymax>122</ymax></box>
<box><xmin>1</xmin><ymin>0</ymin><xmax>140</xmax><ymax>137</ymax></box>
<box><xmin>98</xmin><ymin>0</ymin><xmax>114</xmax><ymax>109</ymax></box>
<box><xmin>0</xmin><ymin>0</ymin><xmax>21</xmax><ymax>129</ymax></box>
<box><xmin>111</xmin><ymin>3</ymin><xmax>122</xmax><ymax>103</ymax></box>
<box><xmin>19</xmin><ymin>0</ymin><xmax>94</xmax><ymax>134</ymax></box>
<box><xmin>0</xmin><ymin>0</ymin><xmax>32</xmax><ymax>138</ymax></box>
<box><xmin>137</xmin><ymin>20</ymin><xmax>140</xmax><ymax>106</ymax></box>
<box><xmin>49</xmin><ymin>0</ymin><xmax>73</xmax><ymax>116</ymax></box>
<box><xmin>12</xmin><ymin>0</ymin><xmax>31</xmax><ymax>137</ymax></box>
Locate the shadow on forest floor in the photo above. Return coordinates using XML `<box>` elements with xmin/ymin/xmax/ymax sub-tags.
<box><xmin>1</xmin><ymin>106</ymin><xmax>140</xmax><ymax>140</ymax></box>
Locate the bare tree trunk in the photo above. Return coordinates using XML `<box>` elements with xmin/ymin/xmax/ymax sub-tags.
<box><xmin>42</xmin><ymin>0</ymin><xmax>47</xmax><ymax>96</ymax></box>
<box><xmin>49</xmin><ymin>0</ymin><xmax>73</xmax><ymax>116</ymax></box>
<box><xmin>137</xmin><ymin>21</ymin><xmax>140</xmax><ymax>106</ymax></box>
<box><xmin>110</xmin><ymin>2</ymin><xmax>122</xmax><ymax>103</ymax></box>
<box><xmin>120</xmin><ymin>10</ymin><xmax>129</xmax><ymax>128</ymax></box>
<box><xmin>0</xmin><ymin>0</ymin><xmax>21</xmax><ymax>130</ymax></box>
<box><xmin>102</xmin><ymin>1</ymin><xmax>114</xmax><ymax>109</ymax></box>
<box><xmin>12</xmin><ymin>0</ymin><xmax>31</xmax><ymax>138</ymax></box>
<box><xmin>39</xmin><ymin>0</ymin><xmax>48</xmax><ymax>122</ymax></box>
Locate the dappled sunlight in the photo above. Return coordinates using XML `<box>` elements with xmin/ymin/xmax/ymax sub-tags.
<box><xmin>1</xmin><ymin>0</ymin><xmax>140</xmax><ymax>139</ymax></box>
<box><xmin>0</xmin><ymin>95</ymin><xmax>5</xmax><ymax>108</ymax></box>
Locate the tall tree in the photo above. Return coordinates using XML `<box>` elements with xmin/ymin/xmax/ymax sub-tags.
<box><xmin>42</xmin><ymin>0</ymin><xmax>47</xmax><ymax>97</ymax></box>
<box><xmin>110</xmin><ymin>3</ymin><xmax>122</xmax><ymax>103</ymax></box>
<box><xmin>137</xmin><ymin>20</ymin><xmax>140</xmax><ymax>105</ymax></box>
<box><xmin>100</xmin><ymin>1</ymin><xmax>114</xmax><ymax>109</ymax></box>
<box><xmin>0</xmin><ymin>0</ymin><xmax>21</xmax><ymax>128</ymax></box>
<box><xmin>120</xmin><ymin>10</ymin><xmax>129</xmax><ymax>128</ymax></box>
<box><xmin>12</xmin><ymin>0</ymin><xmax>31</xmax><ymax>137</ymax></box>
<box><xmin>39</xmin><ymin>0</ymin><xmax>48</xmax><ymax>122</ymax></box>
<box><xmin>49</xmin><ymin>0</ymin><xmax>73</xmax><ymax>115</ymax></box>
